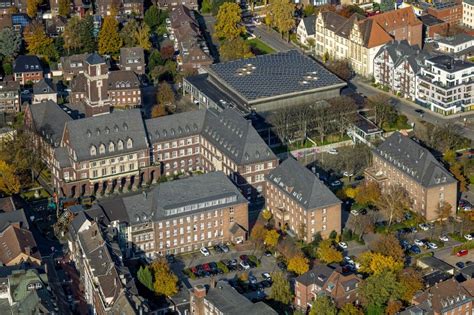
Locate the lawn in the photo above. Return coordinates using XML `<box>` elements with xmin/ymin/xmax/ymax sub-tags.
<box><xmin>247</xmin><ymin>38</ymin><xmax>275</xmax><ymax>55</ymax></box>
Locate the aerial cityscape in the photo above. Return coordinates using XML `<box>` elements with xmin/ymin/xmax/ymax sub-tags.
<box><xmin>0</xmin><ymin>0</ymin><xmax>472</xmax><ymax>313</ymax></box>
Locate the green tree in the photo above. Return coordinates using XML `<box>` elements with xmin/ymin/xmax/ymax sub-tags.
<box><xmin>269</xmin><ymin>271</ymin><xmax>292</xmax><ymax>304</ymax></box>
<box><xmin>0</xmin><ymin>160</ymin><xmax>21</xmax><ymax>195</ymax></box>
<box><xmin>359</xmin><ymin>272</ymin><xmax>403</xmax><ymax>310</ymax></box>
<box><xmin>98</xmin><ymin>15</ymin><xmax>123</xmax><ymax>56</ymax></box>
<box><xmin>58</xmin><ymin>0</ymin><xmax>70</xmax><ymax>17</ymax></box>
<box><xmin>201</xmin><ymin>0</ymin><xmax>212</xmax><ymax>13</ymax></box>
<box><xmin>338</xmin><ymin>303</ymin><xmax>363</xmax><ymax>315</ymax></box>
<box><xmin>303</xmin><ymin>4</ymin><xmax>315</xmax><ymax>17</ymax></box>
<box><xmin>317</xmin><ymin>239</ymin><xmax>342</xmax><ymax>264</ymax></box>
<box><xmin>63</xmin><ymin>16</ymin><xmax>82</xmax><ymax>54</ymax></box>
<box><xmin>78</xmin><ymin>15</ymin><xmax>97</xmax><ymax>53</ymax></box>
<box><xmin>120</xmin><ymin>19</ymin><xmax>139</xmax><ymax>47</ymax></box>
<box><xmin>215</xmin><ymin>2</ymin><xmax>245</xmax><ymax>40</ymax></box>
<box><xmin>135</xmin><ymin>23</ymin><xmax>151</xmax><ymax>51</ymax></box>
<box><xmin>144</xmin><ymin>5</ymin><xmax>161</xmax><ymax>31</ymax></box>
<box><xmin>267</xmin><ymin>0</ymin><xmax>295</xmax><ymax>40</ymax></box>
<box><xmin>137</xmin><ymin>266</ymin><xmax>154</xmax><ymax>291</ymax></box>
<box><xmin>151</xmin><ymin>260</ymin><xmax>178</xmax><ymax>297</ymax></box>
<box><xmin>156</xmin><ymin>81</ymin><xmax>175</xmax><ymax>106</ymax></box>
<box><xmin>219</xmin><ymin>38</ymin><xmax>254</xmax><ymax>61</ymax></box>
<box><xmin>0</xmin><ymin>27</ymin><xmax>21</xmax><ymax>58</ymax></box>
<box><xmin>309</xmin><ymin>296</ymin><xmax>337</xmax><ymax>315</ymax></box>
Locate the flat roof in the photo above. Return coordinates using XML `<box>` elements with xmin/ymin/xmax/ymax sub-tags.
<box><xmin>206</xmin><ymin>50</ymin><xmax>345</xmax><ymax>103</ymax></box>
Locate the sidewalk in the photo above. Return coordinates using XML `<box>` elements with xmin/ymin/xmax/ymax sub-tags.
<box><xmin>352</xmin><ymin>77</ymin><xmax>474</xmax><ymax>121</ymax></box>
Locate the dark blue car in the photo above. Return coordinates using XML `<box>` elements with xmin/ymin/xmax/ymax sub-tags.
<box><xmin>410</xmin><ymin>245</ymin><xmax>421</xmax><ymax>254</ymax></box>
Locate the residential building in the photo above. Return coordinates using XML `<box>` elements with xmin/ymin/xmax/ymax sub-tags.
<box><xmin>417</xmin><ymin>55</ymin><xmax>474</xmax><ymax>114</ymax></box>
<box><xmin>32</xmin><ymin>79</ymin><xmax>57</xmax><ymax>104</ymax></box>
<box><xmin>122</xmin><ymin>0</ymin><xmax>144</xmax><ymax>16</ymax></box>
<box><xmin>13</xmin><ymin>55</ymin><xmax>43</xmax><ymax>85</ymax></box>
<box><xmin>0</xmin><ymin>267</ymin><xmax>58</xmax><ymax>314</ymax></box>
<box><xmin>0</xmin><ymin>225</ymin><xmax>41</xmax><ymax>266</ymax></box>
<box><xmin>365</xmin><ymin>132</ymin><xmax>457</xmax><ymax>221</ymax></box>
<box><xmin>314</xmin><ymin>8</ymin><xmax>422</xmax><ymax>77</ymax></box>
<box><xmin>427</xmin><ymin>0</ymin><xmax>463</xmax><ymax>25</ymax></box>
<box><xmin>0</xmin><ymin>0</ymin><xmax>27</xmax><ymax>14</ymax></box>
<box><xmin>432</xmin><ymin>34</ymin><xmax>474</xmax><ymax>60</ymax></box>
<box><xmin>156</xmin><ymin>0</ymin><xmax>198</xmax><ymax>10</ymax></box>
<box><xmin>119</xmin><ymin>171</ymin><xmax>249</xmax><ymax>257</ymax></box>
<box><xmin>184</xmin><ymin>50</ymin><xmax>346</xmax><ymax>112</ymax></box>
<box><xmin>464</xmin><ymin>0</ymin><xmax>474</xmax><ymax>28</ymax></box>
<box><xmin>107</xmin><ymin>70</ymin><xmax>141</xmax><ymax>108</ymax></box>
<box><xmin>373</xmin><ymin>40</ymin><xmax>428</xmax><ymax>101</ymax></box>
<box><xmin>265</xmin><ymin>158</ymin><xmax>341</xmax><ymax>240</ymax></box>
<box><xmin>68</xmin><ymin>214</ymin><xmax>147</xmax><ymax>314</ymax></box>
<box><xmin>119</xmin><ymin>47</ymin><xmax>145</xmax><ymax>75</ymax></box>
<box><xmin>0</xmin><ymin>80</ymin><xmax>20</xmax><ymax>113</ymax></box>
<box><xmin>95</xmin><ymin>0</ymin><xmax>116</xmax><ymax>16</ymax></box>
<box><xmin>419</xmin><ymin>14</ymin><xmax>449</xmax><ymax>38</ymax></box>
<box><xmin>59</xmin><ymin>53</ymin><xmax>90</xmax><ymax>81</ymax></box>
<box><xmin>191</xmin><ymin>281</ymin><xmax>277</xmax><ymax>315</ymax></box>
<box><xmin>296</xmin><ymin>15</ymin><xmax>316</xmax><ymax>47</ymax></box>
<box><xmin>45</xmin><ymin>16</ymin><xmax>67</xmax><ymax>37</ymax></box>
<box><xmin>294</xmin><ymin>264</ymin><xmax>361</xmax><ymax>311</ymax></box>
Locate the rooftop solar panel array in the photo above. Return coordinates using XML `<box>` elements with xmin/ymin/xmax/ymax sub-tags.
<box><xmin>208</xmin><ymin>50</ymin><xmax>345</xmax><ymax>102</ymax></box>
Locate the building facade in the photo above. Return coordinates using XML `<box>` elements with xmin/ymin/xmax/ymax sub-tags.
<box><xmin>464</xmin><ymin>0</ymin><xmax>474</xmax><ymax>28</ymax></box>
<box><xmin>365</xmin><ymin>132</ymin><xmax>457</xmax><ymax>221</ymax></box>
<box><xmin>0</xmin><ymin>80</ymin><xmax>20</xmax><ymax>113</ymax></box>
<box><xmin>13</xmin><ymin>55</ymin><xmax>43</xmax><ymax>85</ymax></box>
<box><xmin>427</xmin><ymin>1</ymin><xmax>463</xmax><ymax>25</ymax></box>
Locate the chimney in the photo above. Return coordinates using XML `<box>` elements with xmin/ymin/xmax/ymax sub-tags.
<box><xmin>194</xmin><ymin>284</ymin><xmax>206</xmax><ymax>299</ymax></box>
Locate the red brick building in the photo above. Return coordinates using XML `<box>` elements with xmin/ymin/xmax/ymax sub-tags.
<box><xmin>427</xmin><ymin>1</ymin><xmax>463</xmax><ymax>25</ymax></box>
<box><xmin>13</xmin><ymin>55</ymin><xmax>43</xmax><ymax>85</ymax></box>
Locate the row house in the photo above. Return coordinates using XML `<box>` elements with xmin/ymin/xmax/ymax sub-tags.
<box><xmin>95</xmin><ymin>0</ymin><xmax>144</xmax><ymax>17</ymax></box>
<box><xmin>32</xmin><ymin>78</ymin><xmax>57</xmax><ymax>104</ymax></box>
<box><xmin>417</xmin><ymin>55</ymin><xmax>474</xmax><ymax>115</ymax></box>
<box><xmin>59</xmin><ymin>53</ymin><xmax>90</xmax><ymax>81</ymax></box>
<box><xmin>294</xmin><ymin>264</ymin><xmax>361</xmax><ymax>312</ymax></box>
<box><xmin>365</xmin><ymin>132</ymin><xmax>457</xmax><ymax>221</ymax></box>
<box><xmin>373</xmin><ymin>40</ymin><xmax>429</xmax><ymax>101</ymax></box>
<box><xmin>120</xmin><ymin>171</ymin><xmax>249</xmax><ymax>257</ymax></box>
<box><xmin>265</xmin><ymin>158</ymin><xmax>341</xmax><ymax>241</ymax></box>
<box><xmin>107</xmin><ymin>70</ymin><xmax>141</xmax><ymax>108</ymax></box>
<box><xmin>68</xmin><ymin>214</ymin><xmax>147</xmax><ymax>314</ymax></box>
<box><xmin>0</xmin><ymin>80</ymin><xmax>20</xmax><ymax>113</ymax></box>
<box><xmin>119</xmin><ymin>47</ymin><xmax>145</xmax><ymax>75</ymax></box>
<box><xmin>296</xmin><ymin>15</ymin><xmax>316</xmax><ymax>47</ymax></box>
<box><xmin>157</xmin><ymin>0</ymin><xmax>198</xmax><ymax>10</ymax></box>
<box><xmin>314</xmin><ymin>7</ymin><xmax>422</xmax><ymax>77</ymax></box>
<box><xmin>13</xmin><ymin>55</ymin><xmax>43</xmax><ymax>85</ymax></box>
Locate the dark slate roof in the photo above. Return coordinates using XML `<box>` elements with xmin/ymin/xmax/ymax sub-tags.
<box><xmin>183</xmin><ymin>74</ymin><xmax>235</xmax><ymax>110</ymax></box>
<box><xmin>419</xmin><ymin>14</ymin><xmax>445</xmax><ymax>26</ymax></box>
<box><xmin>435</xmin><ymin>33</ymin><xmax>473</xmax><ymax>46</ymax></box>
<box><xmin>0</xmin><ymin>209</ymin><xmax>28</xmax><ymax>232</ymax></box>
<box><xmin>267</xmin><ymin>158</ymin><xmax>341</xmax><ymax>210</ymax></box>
<box><xmin>321</xmin><ymin>11</ymin><xmax>348</xmax><ymax>33</ymax></box>
<box><xmin>28</xmin><ymin>101</ymin><xmax>72</xmax><ymax>147</ymax></box>
<box><xmin>54</xmin><ymin>147</ymin><xmax>71</xmax><ymax>168</ymax></box>
<box><xmin>375</xmin><ymin>40</ymin><xmax>429</xmax><ymax>74</ymax></box>
<box><xmin>295</xmin><ymin>264</ymin><xmax>334</xmax><ymax>286</ymax></box>
<box><xmin>13</xmin><ymin>55</ymin><xmax>42</xmax><ymax>73</ymax></box>
<box><xmin>69</xmin><ymin>211</ymin><xmax>88</xmax><ymax>238</ymax></box>
<box><xmin>86</xmin><ymin>53</ymin><xmax>105</xmax><ymax>65</ymax></box>
<box><xmin>122</xmin><ymin>172</ymin><xmax>246</xmax><ymax>224</ymax></box>
<box><xmin>145</xmin><ymin>108</ymin><xmax>276</xmax><ymax>165</ymax></box>
<box><xmin>99</xmin><ymin>198</ymin><xmax>130</xmax><ymax>223</ymax></box>
<box><xmin>353</xmin><ymin>114</ymin><xmax>381</xmax><ymax>135</ymax></box>
<box><xmin>301</xmin><ymin>15</ymin><xmax>316</xmax><ymax>36</ymax></box>
<box><xmin>419</xmin><ymin>256</ymin><xmax>454</xmax><ymax>273</ymax></box>
<box><xmin>206</xmin><ymin>50</ymin><xmax>345</xmax><ymax>102</ymax></box>
<box><xmin>375</xmin><ymin>132</ymin><xmax>456</xmax><ymax>187</ymax></box>
<box><xmin>33</xmin><ymin>79</ymin><xmax>55</xmax><ymax>95</ymax></box>
<box><xmin>120</xmin><ymin>47</ymin><xmax>145</xmax><ymax>65</ymax></box>
<box><xmin>427</xmin><ymin>55</ymin><xmax>473</xmax><ymax>73</ymax></box>
<box><xmin>108</xmin><ymin>70</ymin><xmax>140</xmax><ymax>90</ymax></box>
<box><xmin>203</xmin><ymin>281</ymin><xmax>277</xmax><ymax>315</ymax></box>
<box><xmin>64</xmin><ymin>109</ymin><xmax>148</xmax><ymax>162</ymax></box>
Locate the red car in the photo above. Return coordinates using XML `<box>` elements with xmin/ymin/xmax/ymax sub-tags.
<box><xmin>457</xmin><ymin>249</ymin><xmax>469</xmax><ymax>257</ymax></box>
<box><xmin>202</xmin><ymin>263</ymin><xmax>211</xmax><ymax>272</ymax></box>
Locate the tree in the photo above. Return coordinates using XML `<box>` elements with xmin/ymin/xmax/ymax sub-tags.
<box><xmin>338</xmin><ymin>303</ymin><xmax>363</xmax><ymax>315</ymax></box>
<box><xmin>375</xmin><ymin>185</ymin><xmax>411</xmax><ymax>227</ymax></box>
<box><xmin>120</xmin><ymin>19</ymin><xmax>139</xmax><ymax>47</ymax></box>
<box><xmin>443</xmin><ymin>149</ymin><xmax>457</xmax><ymax>165</ymax></box>
<box><xmin>385</xmin><ymin>300</ymin><xmax>402</xmax><ymax>315</ymax></box>
<box><xmin>135</xmin><ymin>23</ymin><xmax>151</xmax><ymax>51</ymax></box>
<box><xmin>267</xmin><ymin>0</ymin><xmax>295</xmax><ymax>40</ymax></box>
<box><xmin>23</xmin><ymin>22</ymin><xmax>57</xmax><ymax>60</ymax></box>
<box><xmin>98</xmin><ymin>16</ymin><xmax>123</xmax><ymax>56</ymax></box>
<box><xmin>450</xmin><ymin>162</ymin><xmax>468</xmax><ymax>192</ymax></box>
<box><xmin>354</xmin><ymin>181</ymin><xmax>380</xmax><ymax>206</ymax></box>
<box><xmin>78</xmin><ymin>15</ymin><xmax>96</xmax><ymax>53</ymax></box>
<box><xmin>437</xmin><ymin>201</ymin><xmax>453</xmax><ymax>222</ymax></box>
<box><xmin>0</xmin><ymin>27</ymin><xmax>21</xmax><ymax>58</ymax></box>
<box><xmin>151</xmin><ymin>259</ymin><xmax>178</xmax><ymax>297</ymax></box>
<box><xmin>309</xmin><ymin>295</ymin><xmax>337</xmax><ymax>315</ymax></box>
<box><xmin>151</xmin><ymin>104</ymin><xmax>167</xmax><ymax>118</ymax></box>
<box><xmin>250</xmin><ymin>224</ymin><xmax>267</xmax><ymax>249</ymax></box>
<box><xmin>287</xmin><ymin>255</ymin><xmax>309</xmax><ymax>275</ymax></box>
<box><xmin>368</xmin><ymin>94</ymin><xmax>398</xmax><ymax>128</ymax></box>
<box><xmin>157</xmin><ymin>82</ymin><xmax>175</xmax><ymax>106</ymax></box>
<box><xmin>264</xmin><ymin>229</ymin><xmax>279</xmax><ymax>248</ymax></box>
<box><xmin>58</xmin><ymin>0</ymin><xmax>70</xmax><ymax>17</ymax></box>
<box><xmin>144</xmin><ymin>5</ymin><xmax>161</xmax><ymax>31</ymax></box>
<box><xmin>160</xmin><ymin>40</ymin><xmax>175</xmax><ymax>60</ymax></box>
<box><xmin>137</xmin><ymin>266</ymin><xmax>154</xmax><ymax>291</ymax></box>
<box><xmin>359</xmin><ymin>272</ymin><xmax>403</xmax><ymax>310</ymax></box>
<box><xmin>63</xmin><ymin>16</ymin><xmax>82</xmax><ymax>54</ymax></box>
<box><xmin>317</xmin><ymin>239</ymin><xmax>342</xmax><ymax>264</ymax></box>
<box><xmin>201</xmin><ymin>0</ymin><xmax>212</xmax><ymax>13</ymax></box>
<box><xmin>269</xmin><ymin>271</ymin><xmax>292</xmax><ymax>304</ymax></box>
<box><xmin>325</xmin><ymin>60</ymin><xmax>352</xmax><ymax>81</ymax></box>
<box><xmin>26</xmin><ymin>0</ymin><xmax>38</xmax><ymax>18</ymax></box>
<box><xmin>215</xmin><ymin>2</ymin><xmax>245</xmax><ymax>40</ymax></box>
<box><xmin>262</xmin><ymin>209</ymin><xmax>272</xmax><ymax>222</ymax></box>
<box><xmin>303</xmin><ymin>4</ymin><xmax>315</xmax><ymax>17</ymax></box>
<box><xmin>398</xmin><ymin>268</ymin><xmax>423</xmax><ymax>303</ymax></box>
<box><xmin>0</xmin><ymin>160</ymin><xmax>20</xmax><ymax>195</ymax></box>
<box><xmin>371</xmin><ymin>234</ymin><xmax>405</xmax><ymax>263</ymax></box>
<box><xmin>357</xmin><ymin>252</ymin><xmax>403</xmax><ymax>275</ymax></box>
<box><xmin>219</xmin><ymin>38</ymin><xmax>254</xmax><ymax>61</ymax></box>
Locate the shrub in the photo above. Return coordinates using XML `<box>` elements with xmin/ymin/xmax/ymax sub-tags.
<box><xmin>248</xmin><ymin>255</ymin><xmax>260</xmax><ymax>267</ymax></box>
<box><xmin>183</xmin><ymin>268</ymin><xmax>196</xmax><ymax>280</ymax></box>
<box><xmin>452</xmin><ymin>240</ymin><xmax>474</xmax><ymax>254</ymax></box>
<box><xmin>217</xmin><ymin>261</ymin><xmax>229</xmax><ymax>273</ymax></box>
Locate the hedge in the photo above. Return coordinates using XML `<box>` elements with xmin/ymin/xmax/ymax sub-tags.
<box><xmin>452</xmin><ymin>240</ymin><xmax>474</xmax><ymax>255</ymax></box>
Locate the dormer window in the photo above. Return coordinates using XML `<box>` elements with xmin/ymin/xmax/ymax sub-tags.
<box><xmin>118</xmin><ymin>140</ymin><xmax>124</xmax><ymax>150</ymax></box>
<box><xmin>123</xmin><ymin>123</ymin><xmax>128</xmax><ymax>130</ymax></box>
<box><xmin>109</xmin><ymin>142</ymin><xmax>115</xmax><ymax>152</ymax></box>
<box><xmin>90</xmin><ymin>145</ymin><xmax>97</xmax><ymax>156</ymax></box>
<box><xmin>127</xmin><ymin>138</ymin><xmax>133</xmax><ymax>149</ymax></box>
<box><xmin>99</xmin><ymin>143</ymin><xmax>106</xmax><ymax>154</ymax></box>
<box><xmin>105</xmin><ymin>127</ymin><xmax>110</xmax><ymax>134</ymax></box>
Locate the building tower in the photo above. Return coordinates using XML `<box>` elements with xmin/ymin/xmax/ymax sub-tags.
<box><xmin>83</xmin><ymin>53</ymin><xmax>110</xmax><ymax>117</ymax></box>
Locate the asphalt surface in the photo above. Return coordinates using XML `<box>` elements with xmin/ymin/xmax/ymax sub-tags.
<box><xmin>250</xmin><ymin>25</ymin><xmax>295</xmax><ymax>52</ymax></box>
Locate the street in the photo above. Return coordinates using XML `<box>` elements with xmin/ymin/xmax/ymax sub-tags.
<box><xmin>250</xmin><ymin>26</ymin><xmax>294</xmax><ymax>52</ymax></box>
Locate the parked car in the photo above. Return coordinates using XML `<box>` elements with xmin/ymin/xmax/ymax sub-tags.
<box><xmin>328</xmin><ymin>148</ymin><xmax>338</xmax><ymax>155</ymax></box>
<box><xmin>350</xmin><ymin>209</ymin><xmax>359</xmax><ymax>216</ymax></box>
<box><xmin>213</xmin><ymin>244</ymin><xmax>223</xmax><ymax>253</ymax></box>
<box><xmin>414</xmin><ymin>239</ymin><xmax>424</xmax><ymax>247</ymax></box>
<box><xmin>418</xmin><ymin>223</ymin><xmax>429</xmax><ymax>231</ymax></box>
<box><xmin>359</xmin><ymin>209</ymin><xmax>367</xmax><ymax>215</ymax></box>
<box><xmin>219</xmin><ymin>243</ymin><xmax>230</xmax><ymax>253</ymax></box>
<box><xmin>277</xmin><ymin>261</ymin><xmax>287</xmax><ymax>271</ymax></box>
<box><xmin>456</xmin><ymin>262</ymin><xmax>465</xmax><ymax>269</ymax></box>
<box><xmin>404</xmin><ymin>212</ymin><xmax>412</xmax><ymax>220</ymax></box>
<box><xmin>410</xmin><ymin>245</ymin><xmax>421</xmax><ymax>254</ymax></box>
<box><xmin>439</xmin><ymin>235</ymin><xmax>449</xmax><ymax>242</ymax></box>
<box><xmin>262</xmin><ymin>272</ymin><xmax>272</xmax><ymax>282</ymax></box>
<box><xmin>344</xmin><ymin>256</ymin><xmax>354</xmax><ymax>265</ymax></box>
<box><xmin>200</xmin><ymin>247</ymin><xmax>210</xmax><ymax>256</ymax></box>
<box><xmin>240</xmin><ymin>260</ymin><xmax>250</xmax><ymax>270</ymax></box>
<box><xmin>338</xmin><ymin>242</ymin><xmax>348</xmax><ymax>249</ymax></box>
<box><xmin>249</xmin><ymin>275</ymin><xmax>257</xmax><ymax>284</ymax></box>
<box><xmin>264</xmin><ymin>250</ymin><xmax>272</xmax><ymax>257</ymax></box>
<box><xmin>427</xmin><ymin>242</ymin><xmax>438</xmax><ymax>249</ymax></box>
<box><xmin>343</xmin><ymin>171</ymin><xmax>354</xmax><ymax>177</ymax></box>
<box><xmin>330</xmin><ymin>180</ymin><xmax>342</xmax><ymax>187</ymax></box>
<box><xmin>457</xmin><ymin>249</ymin><xmax>469</xmax><ymax>257</ymax></box>
<box><xmin>465</xmin><ymin>234</ymin><xmax>473</xmax><ymax>241</ymax></box>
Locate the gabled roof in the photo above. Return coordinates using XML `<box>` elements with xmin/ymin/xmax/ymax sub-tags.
<box><xmin>267</xmin><ymin>158</ymin><xmax>341</xmax><ymax>210</ymax></box>
<box><xmin>0</xmin><ymin>209</ymin><xmax>28</xmax><ymax>232</ymax></box>
<box><xmin>375</xmin><ymin>40</ymin><xmax>428</xmax><ymax>73</ymax></box>
<box><xmin>120</xmin><ymin>47</ymin><xmax>145</xmax><ymax>65</ymax></box>
<box><xmin>374</xmin><ymin>132</ymin><xmax>456</xmax><ymax>187</ymax></box>
<box><xmin>320</xmin><ymin>11</ymin><xmax>348</xmax><ymax>33</ymax></box>
<box><xmin>108</xmin><ymin>70</ymin><xmax>140</xmax><ymax>90</ymax></box>
<box><xmin>0</xmin><ymin>225</ymin><xmax>41</xmax><ymax>265</ymax></box>
<box><xmin>33</xmin><ymin>79</ymin><xmax>55</xmax><ymax>95</ymax></box>
<box><xmin>368</xmin><ymin>7</ymin><xmax>422</xmax><ymax>31</ymax></box>
<box><xmin>295</xmin><ymin>263</ymin><xmax>334</xmax><ymax>286</ymax></box>
<box><xmin>301</xmin><ymin>15</ymin><xmax>316</xmax><ymax>36</ymax></box>
<box><xmin>359</xmin><ymin>18</ymin><xmax>393</xmax><ymax>48</ymax></box>
<box><xmin>13</xmin><ymin>55</ymin><xmax>42</xmax><ymax>73</ymax></box>
<box><xmin>86</xmin><ymin>53</ymin><xmax>105</xmax><ymax>65</ymax></box>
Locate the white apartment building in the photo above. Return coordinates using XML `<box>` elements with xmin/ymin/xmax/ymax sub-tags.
<box><xmin>432</xmin><ymin>34</ymin><xmax>474</xmax><ymax>60</ymax></box>
<box><xmin>463</xmin><ymin>0</ymin><xmax>474</xmax><ymax>29</ymax></box>
<box><xmin>417</xmin><ymin>55</ymin><xmax>474</xmax><ymax>115</ymax></box>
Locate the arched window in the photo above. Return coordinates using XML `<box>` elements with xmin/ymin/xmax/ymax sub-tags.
<box><xmin>99</xmin><ymin>143</ymin><xmax>106</xmax><ymax>154</ymax></box>
<box><xmin>90</xmin><ymin>145</ymin><xmax>97</xmax><ymax>156</ymax></box>
<box><xmin>127</xmin><ymin>138</ymin><xmax>133</xmax><ymax>149</ymax></box>
<box><xmin>109</xmin><ymin>142</ymin><xmax>115</xmax><ymax>152</ymax></box>
<box><xmin>117</xmin><ymin>140</ymin><xmax>124</xmax><ymax>150</ymax></box>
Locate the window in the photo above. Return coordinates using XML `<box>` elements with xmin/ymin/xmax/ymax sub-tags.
<box><xmin>90</xmin><ymin>145</ymin><xmax>97</xmax><ymax>156</ymax></box>
<box><xmin>118</xmin><ymin>140</ymin><xmax>123</xmax><ymax>150</ymax></box>
<box><xmin>109</xmin><ymin>142</ymin><xmax>115</xmax><ymax>152</ymax></box>
<box><xmin>127</xmin><ymin>138</ymin><xmax>133</xmax><ymax>149</ymax></box>
<box><xmin>99</xmin><ymin>144</ymin><xmax>105</xmax><ymax>154</ymax></box>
